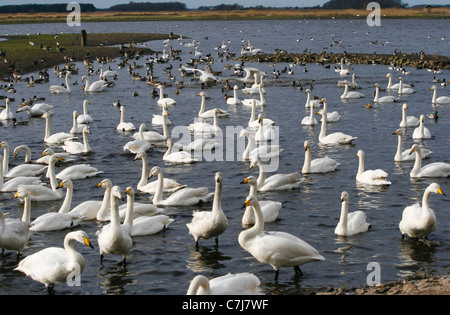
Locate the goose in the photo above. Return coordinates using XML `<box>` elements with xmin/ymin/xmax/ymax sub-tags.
<box><xmin>335</xmin><ymin>191</ymin><xmax>370</xmax><ymax>236</ymax></box>
<box><xmin>341</xmin><ymin>82</ymin><xmax>364</xmax><ymax>99</ymax></box>
<box><xmin>29</xmin><ymin>179</ymin><xmax>85</xmax><ymax>232</ymax></box>
<box><xmin>198</xmin><ymin>91</ymin><xmax>229</xmax><ymax>118</ymax></box>
<box><xmin>386</xmin><ymin>73</ymin><xmax>411</xmax><ymax>90</ymax></box>
<box><xmin>156</xmin><ymin>84</ymin><xmax>176</xmax><ymax>106</ymax></box>
<box><xmin>81</xmin><ymin>75</ymin><xmax>108</xmax><ymax>92</ymax></box>
<box><xmin>247</xmin><ymin>100</ymin><xmax>276</xmax><ymax>128</ymax></box>
<box><xmin>302</xmin><ymin>140</ymin><xmax>339</xmax><ymax>174</ymax></box>
<box><xmin>132</xmin><ymin>118</ymin><xmax>169</xmax><ymax>142</ymax></box>
<box><xmin>15</xmin><ymin>230</ymin><xmax>94</xmax><ymax>294</ymax></box>
<box><xmin>16</xmin><ymin>102</ymin><xmax>53</xmax><ymax>117</ymax></box>
<box><xmin>255</xmin><ymin>115</ymin><xmax>276</xmax><ymax>142</ymax></box>
<box><xmin>239</xmin><ymin>129</ymin><xmax>282</xmax><ymax>162</ymax></box>
<box><xmin>0</xmin><ymin>154</ymin><xmax>42</xmax><ymax>193</ymax></box>
<box><xmin>301</xmin><ymin>103</ymin><xmax>318</xmax><ymax>126</ymax></box>
<box><xmin>134</xmin><ymin>151</ymin><xmax>186</xmax><ymax>194</ymax></box>
<box><xmin>399</xmin><ymin>104</ymin><xmax>419</xmax><ymax>128</ymax></box>
<box><xmin>77</xmin><ymin>100</ymin><xmax>93</xmax><ymax>124</ymax></box>
<box><xmin>41</xmin><ymin>113</ymin><xmax>75</xmax><ymax>145</ymax></box>
<box><xmin>239</xmin><ymin>195</ymin><xmax>325</xmax><ymax>279</ymax></box>
<box><xmin>356</xmin><ymin>149</ymin><xmax>391</xmax><ymax>185</ymax></box>
<box><xmin>249</xmin><ymin>158</ymin><xmax>304</xmax><ymax>192</ymax></box>
<box><xmin>61</xmin><ymin>126</ymin><xmax>93</xmax><ymax>154</ymax></box>
<box><xmin>373</xmin><ymin>83</ymin><xmax>398</xmax><ymax>103</ymax></box>
<box><xmin>3</xmin><ymin>143</ymin><xmax>47</xmax><ymax>178</ymax></box>
<box><xmin>305</xmin><ymin>89</ymin><xmax>320</xmax><ymax>108</ymax></box>
<box><xmin>430</xmin><ymin>85</ymin><xmax>450</xmax><ymax>104</ymax></box>
<box><xmin>242</xmin><ymin>84</ymin><xmax>266</xmax><ymax>107</ymax></box>
<box><xmin>393</xmin><ymin>129</ymin><xmax>432</xmax><ymax>162</ymax></box>
<box><xmin>188</xmin><ymin>109</ymin><xmax>222</xmax><ymax>134</ymax></box>
<box><xmin>163</xmin><ymin>138</ymin><xmax>197</xmax><ymax>164</ymax></box>
<box><xmin>186</xmin><ymin>172</ymin><xmax>228</xmax><ymax>249</ymax></box>
<box><xmin>116</xmin><ymin>105</ymin><xmax>136</xmax><ymax>132</ymax></box>
<box><xmin>317</xmin><ymin>109</ymin><xmax>356</xmax><ymax>145</ymax></box>
<box><xmin>0</xmin><ymin>190</ymin><xmax>32</xmax><ymax>256</ymax></box>
<box><xmin>35</xmin><ymin>148</ymin><xmax>75</xmax><ymax>165</ymax></box>
<box><xmin>97</xmin><ymin>186</ymin><xmax>133</xmax><ymax>265</ymax></box>
<box><xmin>121</xmin><ymin>187</ymin><xmax>173</xmax><ymax>237</ymax></box>
<box><xmin>319</xmin><ymin>98</ymin><xmax>340</xmax><ymax>122</ymax></box>
<box><xmin>399</xmin><ymin>183</ymin><xmax>445</xmax><ymax>238</ymax></box>
<box><xmin>49</xmin><ymin>73</ymin><xmax>71</xmax><ymax>94</ymax></box>
<box><xmin>150</xmin><ymin>166</ymin><xmax>214</xmax><ymax>206</ymax></box>
<box><xmin>409</xmin><ymin>144</ymin><xmax>450</xmax><ymax>178</ymax></box>
<box><xmin>412</xmin><ymin>115</ymin><xmax>431</xmax><ymax>140</ymax></box>
<box><xmin>70</xmin><ymin>111</ymin><xmax>85</xmax><ymax>134</ymax></box>
<box><xmin>186</xmin><ymin>273</ymin><xmax>262</xmax><ymax>295</ymax></box>
<box><xmin>335</xmin><ymin>58</ymin><xmax>349</xmax><ymax>76</ymax></box>
<box><xmin>0</xmin><ymin>98</ymin><xmax>14</xmax><ymax>120</ymax></box>
<box><xmin>398</xmin><ymin>77</ymin><xmax>415</xmax><ymax>95</ymax></box>
<box><xmin>124</xmin><ymin>124</ymin><xmax>153</xmax><ymax>154</ymax></box>
<box><xmin>226</xmin><ymin>85</ymin><xmax>241</xmax><ymax>105</ymax></box>
<box><xmin>240</xmin><ymin>176</ymin><xmax>281</xmax><ymax>225</ymax></box>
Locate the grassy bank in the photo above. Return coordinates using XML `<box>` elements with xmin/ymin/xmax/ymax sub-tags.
<box><xmin>0</xmin><ymin>7</ymin><xmax>449</xmax><ymax>24</ymax></box>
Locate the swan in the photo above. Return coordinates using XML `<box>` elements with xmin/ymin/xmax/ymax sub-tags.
<box><xmin>177</xmin><ymin>137</ymin><xmax>218</xmax><ymax>152</ymax></box>
<box><xmin>186</xmin><ymin>273</ymin><xmax>262</xmax><ymax>295</ymax></box>
<box><xmin>0</xmin><ymin>154</ymin><xmax>42</xmax><ymax>193</ymax></box>
<box><xmin>247</xmin><ymin>100</ymin><xmax>275</xmax><ymax>128</ymax></box>
<box><xmin>68</xmin><ymin>179</ymin><xmax>112</xmax><ymax>221</ymax></box>
<box><xmin>305</xmin><ymin>89</ymin><xmax>320</xmax><ymax>108</ymax></box>
<box><xmin>16</xmin><ymin>102</ymin><xmax>53</xmax><ymax>117</ymax></box>
<box><xmin>386</xmin><ymin>73</ymin><xmax>411</xmax><ymax>90</ymax></box>
<box><xmin>240</xmin><ymin>176</ymin><xmax>281</xmax><ymax>225</ymax></box>
<box><xmin>335</xmin><ymin>58</ymin><xmax>350</xmax><ymax>76</ymax></box>
<box><xmin>397</xmin><ymin>77</ymin><xmax>415</xmax><ymax>95</ymax></box>
<box><xmin>317</xmin><ymin>109</ymin><xmax>357</xmax><ymax>145</ymax></box>
<box><xmin>249</xmin><ymin>158</ymin><xmax>304</xmax><ymax>192</ymax></box>
<box><xmin>152</xmin><ymin>105</ymin><xmax>172</xmax><ymax>126</ymax></box>
<box><xmin>156</xmin><ymin>84</ymin><xmax>176</xmax><ymax>106</ymax></box>
<box><xmin>399</xmin><ymin>104</ymin><xmax>419</xmax><ymax>128</ymax></box>
<box><xmin>70</xmin><ymin>111</ymin><xmax>85</xmax><ymax>134</ymax></box>
<box><xmin>239</xmin><ymin>195</ymin><xmax>325</xmax><ymax>279</ymax></box>
<box><xmin>35</xmin><ymin>147</ymin><xmax>75</xmax><ymax>165</ymax></box>
<box><xmin>150</xmin><ymin>166</ymin><xmax>213</xmax><ymax>206</ymax></box>
<box><xmin>49</xmin><ymin>73</ymin><xmax>71</xmax><ymax>94</ymax></box>
<box><xmin>116</xmin><ymin>105</ymin><xmax>136</xmax><ymax>132</ymax></box>
<box><xmin>240</xmin><ymin>67</ymin><xmax>266</xmax><ymax>83</ymax></box>
<box><xmin>226</xmin><ymin>85</ymin><xmax>241</xmax><ymax>105</ymax></box>
<box><xmin>255</xmin><ymin>115</ymin><xmax>276</xmax><ymax>142</ymax></box>
<box><xmin>335</xmin><ymin>191</ymin><xmax>370</xmax><ymax>236</ymax></box>
<box><xmin>181</xmin><ymin>66</ymin><xmax>218</xmax><ymax>84</ymax></box>
<box><xmin>430</xmin><ymin>85</ymin><xmax>450</xmax><ymax>104</ymax></box>
<box><xmin>41</xmin><ymin>113</ymin><xmax>75</xmax><ymax>145</ymax></box>
<box><xmin>393</xmin><ymin>129</ymin><xmax>432</xmax><ymax>162</ymax></box>
<box><xmin>373</xmin><ymin>83</ymin><xmax>398</xmax><ymax>103</ymax></box>
<box><xmin>0</xmin><ymin>98</ymin><xmax>14</xmax><ymax>120</ymax></box>
<box><xmin>4</xmin><ymin>143</ymin><xmax>47</xmax><ymax>178</ymax></box>
<box><xmin>337</xmin><ymin>73</ymin><xmax>358</xmax><ymax>88</ymax></box>
<box><xmin>412</xmin><ymin>115</ymin><xmax>431</xmax><ymax>140</ymax></box>
<box><xmin>62</xmin><ymin>126</ymin><xmax>93</xmax><ymax>154</ymax></box>
<box><xmin>198</xmin><ymin>91</ymin><xmax>229</xmax><ymax>118</ymax></box>
<box><xmin>99</xmin><ymin>65</ymin><xmax>117</xmax><ymax>80</ymax></box>
<box><xmin>188</xmin><ymin>109</ymin><xmax>223</xmax><ymax>134</ymax></box>
<box><xmin>239</xmin><ymin>129</ymin><xmax>282</xmax><ymax>162</ymax></box>
<box><xmin>29</xmin><ymin>179</ymin><xmax>85</xmax><ymax>232</ymax></box>
<box><xmin>302</xmin><ymin>140</ymin><xmax>339</xmax><ymax>174</ymax></box>
<box><xmin>163</xmin><ymin>138</ymin><xmax>197</xmax><ymax>164</ymax></box>
<box><xmin>55</xmin><ymin>163</ymin><xmax>103</xmax><ymax>181</ymax></box>
<box><xmin>242</xmin><ymin>84</ymin><xmax>266</xmax><ymax>107</ymax></box>
<box><xmin>399</xmin><ymin>183</ymin><xmax>445</xmax><ymax>239</ymax></box>
<box><xmin>97</xmin><ymin>186</ymin><xmax>133</xmax><ymax>265</ymax></box>
<box><xmin>356</xmin><ymin>149</ymin><xmax>391</xmax><ymax>185</ymax></box>
<box><xmin>15</xmin><ymin>230</ymin><xmax>94</xmax><ymax>294</ymax></box>
<box><xmin>133</xmin><ymin>116</ymin><xmax>169</xmax><ymax>142</ymax></box>
<box><xmin>319</xmin><ymin>98</ymin><xmax>340</xmax><ymax>122</ymax></box>
<box><xmin>81</xmin><ymin>75</ymin><xmax>108</xmax><ymax>92</ymax></box>
<box><xmin>301</xmin><ymin>103</ymin><xmax>318</xmax><ymax>126</ymax></box>
<box><xmin>409</xmin><ymin>144</ymin><xmax>450</xmax><ymax>178</ymax></box>
<box><xmin>242</xmin><ymin>75</ymin><xmax>266</xmax><ymax>94</ymax></box>
<box><xmin>341</xmin><ymin>82</ymin><xmax>364</xmax><ymax>99</ymax></box>
<box><xmin>186</xmin><ymin>172</ymin><xmax>228</xmax><ymax>249</ymax></box>
<box><xmin>77</xmin><ymin>100</ymin><xmax>93</xmax><ymax>124</ymax></box>
<box><xmin>0</xmin><ymin>190</ymin><xmax>31</xmax><ymax>256</ymax></box>
<box><xmin>124</xmin><ymin>124</ymin><xmax>153</xmax><ymax>154</ymax></box>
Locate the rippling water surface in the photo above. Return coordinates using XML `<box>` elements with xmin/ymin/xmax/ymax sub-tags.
<box><xmin>0</xmin><ymin>19</ymin><xmax>449</xmax><ymax>295</ymax></box>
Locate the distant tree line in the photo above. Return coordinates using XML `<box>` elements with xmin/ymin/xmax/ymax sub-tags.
<box><xmin>108</xmin><ymin>2</ymin><xmax>187</xmax><ymax>11</ymax></box>
<box><xmin>322</xmin><ymin>0</ymin><xmax>407</xmax><ymax>9</ymax></box>
<box><xmin>0</xmin><ymin>3</ymin><xmax>96</xmax><ymax>14</ymax></box>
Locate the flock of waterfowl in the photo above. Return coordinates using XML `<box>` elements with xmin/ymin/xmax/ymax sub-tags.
<box><xmin>0</xmin><ymin>27</ymin><xmax>449</xmax><ymax>295</ymax></box>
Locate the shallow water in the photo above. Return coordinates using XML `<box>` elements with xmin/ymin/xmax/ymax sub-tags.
<box><xmin>0</xmin><ymin>19</ymin><xmax>449</xmax><ymax>295</ymax></box>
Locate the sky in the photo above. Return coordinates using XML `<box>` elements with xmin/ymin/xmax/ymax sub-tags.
<box><xmin>0</xmin><ymin>0</ymin><xmax>447</xmax><ymax>9</ymax></box>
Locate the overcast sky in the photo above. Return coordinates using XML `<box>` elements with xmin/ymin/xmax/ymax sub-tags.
<box><xmin>0</xmin><ymin>0</ymin><xmax>447</xmax><ymax>9</ymax></box>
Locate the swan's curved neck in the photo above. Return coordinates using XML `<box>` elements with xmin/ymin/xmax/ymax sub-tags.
<box><xmin>242</xmin><ymin>133</ymin><xmax>255</xmax><ymax>161</ymax></box>
<box><xmin>187</xmin><ymin>277</ymin><xmax>211</xmax><ymax>295</ymax></box>
<box><xmin>342</xmin><ymin>84</ymin><xmax>349</xmax><ymax>97</ymax></box>
<box><xmin>138</xmin><ymin>154</ymin><xmax>148</xmax><ymax>189</ymax></box>
<box><xmin>212</xmin><ymin>178</ymin><xmax>223</xmax><ymax>213</ymax></box>
<box><xmin>357</xmin><ymin>153</ymin><xmax>365</xmax><ymax>176</ymax></box>
<box><xmin>305</xmin><ymin>92</ymin><xmax>311</xmax><ymax>106</ymax></box>
<box><xmin>164</xmin><ymin>141</ymin><xmax>173</xmax><ymax>158</ymax></box>
<box><xmin>302</xmin><ymin>146</ymin><xmax>312</xmax><ymax>173</ymax></box>
<box><xmin>395</xmin><ymin>133</ymin><xmax>403</xmax><ymax>161</ymax></box>
<box><xmin>259</xmin><ymin>85</ymin><xmax>265</xmax><ymax>104</ymax></box>
<box><xmin>82</xmin><ymin>130</ymin><xmax>91</xmax><ymax>152</ymax></box>
<box><xmin>96</xmin><ymin>185</ymin><xmax>112</xmax><ymax>220</ymax></box>
<box><xmin>64</xmin><ymin>235</ymin><xmax>83</xmax><ymax>266</ymax></box>
<box><xmin>159</xmin><ymin>86</ymin><xmax>165</xmax><ymax>100</ymax></box>
<box><xmin>374</xmin><ymin>87</ymin><xmax>380</xmax><ymax>101</ymax></box>
<box><xmin>319</xmin><ymin>111</ymin><xmax>328</xmax><ymax>139</ymax></box>
<box><xmin>123</xmin><ymin>193</ymin><xmax>134</xmax><ymax>231</ymax></box>
<box><xmin>58</xmin><ymin>184</ymin><xmax>73</xmax><ymax>214</ymax></box>
<box><xmin>21</xmin><ymin>195</ymin><xmax>31</xmax><ymax>224</ymax></box>
<box><xmin>255</xmin><ymin>160</ymin><xmax>265</xmax><ymax>189</ymax></box>
<box><xmin>44</xmin><ymin>116</ymin><xmax>51</xmax><ymax>141</ymax></box>
<box><xmin>65</xmin><ymin>75</ymin><xmax>71</xmax><ymax>92</ymax></box>
<box><xmin>337</xmin><ymin>199</ymin><xmax>349</xmax><ymax>233</ymax></box>
<box><xmin>421</xmin><ymin>187</ymin><xmax>433</xmax><ymax>218</ymax></box>
<box><xmin>1</xmin><ymin>145</ymin><xmax>9</xmax><ymax>174</ymax></box>
<box><xmin>249</xmin><ymin>102</ymin><xmax>256</xmax><ymax>125</ymax></box>
<box><xmin>110</xmin><ymin>193</ymin><xmax>121</xmax><ymax>230</ymax></box>
<box><xmin>239</xmin><ymin>198</ymin><xmax>264</xmax><ymax>246</ymax></box>
<box><xmin>82</xmin><ymin>101</ymin><xmax>88</xmax><ymax>115</ymax></box>
<box><xmin>198</xmin><ymin>95</ymin><xmax>206</xmax><ymax>116</ymax></box>
<box><xmin>162</xmin><ymin>114</ymin><xmax>169</xmax><ymax>138</ymax></box>
<box><xmin>47</xmin><ymin>159</ymin><xmax>59</xmax><ymax>191</ymax></box>
<box><xmin>387</xmin><ymin>75</ymin><xmax>393</xmax><ymax>89</ymax></box>
<box><xmin>120</xmin><ymin>107</ymin><xmax>126</xmax><ymax>123</ymax></box>
<box><xmin>432</xmin><ymin>88</ymin><xmax>437</xmax><ymax>104</ymax></box>
<box><xmin>152</xmin><ymin>171</ymin><xmax>164</xmax><ymax>205</ymax></box>
<box><xmin>412</xmin><ymin>148</ymin><xmax>422</xmax><ymax>175</ymax></box>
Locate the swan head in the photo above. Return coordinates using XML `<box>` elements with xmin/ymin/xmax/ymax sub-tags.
<box><xmin>393</xmin><ymin>129</ymin><xmax>405</xmax><ymax>136</ymax></box>
<box><xmin>149</xmin><ymin>166</ymin><xmax>162</xmax><ymax>178</ymax></box>
<box><xmin>83</xmin><ymin>126</ymin><xmax>91</xmax><ymax>134</ymax></box>
<box><xmin>67</xmin><ymin>230</ymin><xmax>94</xmax><ymax>249</ymax></box>
<box><xmin>0</xmin><ymin>141</ymin><xmax>8</xmax><ymax>149</ymax></box>
<box><xmin>304</xmin><ymin>140</ymin><xmax>311</xmax><ymax>151</ymax></box>
<box><xmin>341</xmin><ymin>191</ymin><xmax>349</xmax><ymax>202</ymax></box>
<box><xmin>14</xmin><ymin>189</ymin><xmax>32</xmax><ymax>200</ymax></box>
<box><xmin>242</xmin><ymin>194</ymin><xmax>258</xmax><ymax>209</ymax></box>
<box><xmin>240</xmin><ymin>176</ymin><xmax>257</xmax><ymax>186</ymax></box>
<box><xmin>111</xmin><ymin>186</ymin><xmax>123</xmax><ymax>200</ymax></box>
<box><xmin>402</xmin><ymin>103</ymin><xmax>408</xmax><ymax>109</ymax></box>
<box><xmin>420</xmin><ymin>114</ymin><xmax>425</xmax><ymax>121</ymax></box>
<box><xmin>73</xmin><ymin>111</ymin><xmax>78</xmax><ymax>118</ymax></box>
<box><xmin>215</xmin><ymin>172</ymin><xmax>223</xmax><ymax>183</ymax></box>
<box><xmin>239</xmin><ymin>128</ymin><xmax>249</xmax><ymax>139</ymax></box>
<box><xmin>126</xmin><ymin>186</ymin><xmax>135</xmax><ymax>197</ymax></box>
<box><xmin>409</xmin><ymin>144</ymin><xmax>421</xmax><ymax>155</ymax></box>
<box><xmin>41</xmin><ymin>112</ymin><xmax>50</xmax><ymax>119</ymax></box>
<box><xmin>42</xmin><ymin>148</ymin><xmax>55</xmax><ymax>157</ymax></box>
<box><xmin>430</xmin><ymin>85</ymin><xmax>437</xmax><ymax>90</ymax></box>
<box><xmin>58</xmin><ymin>179</ymin><xmax>73</xmax><ymax>190</ymax></box>
<box><xmin>320</xmin><ymin>98</ymin><xmax>327</xmax><ymax>104</ymax></box>
<box><xmin>428</xmin><ymin>183</ymin><xmax>446</xmax><ymax>196</ymax></box>
<box><xmin>97</xmin><ymin>178</ymin><xmax>112</xmax><ymax>189</ymax></box>
<box><xmin>386</xmin><ymin>73</ymin><xmax>392</xmax><ymax>78</ymax></box>
<box><xmin>356</xmin><ymin>149</ymin><xmax>365</xmax><ymax>159</ymax></box>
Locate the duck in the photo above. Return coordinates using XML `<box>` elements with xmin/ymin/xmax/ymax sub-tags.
<box><xmin>116</xmin><ymin>105</ymin><xmax>136</xmax><ymax>132</ymax></box>
<box><xmin>186</xmin><ymin>273</ymin><xmax>262</xmax><ymax>295</ymax></box>
<box><xmin>317</xmin><ymin>109</ymin><xmax>357</xmax><ymax>145</ymax></box>
<box><xmin>302</xmin><ymin>140</ymin><xmax>339</xmax><ymax>174</ymax></box>
<box><xmin>238</xmin><ymin>195</ymin><xmax>325</xmax><ymax>279</ymax></box>
<box><xmin>341</xmin><ymin>82</ymin><xmax>364</xmax><ymax>99</ymax></box>
<box><xmin>319</xmin><ymin>98</ymin><xmax>340</xmax><ymax>122</ymax></box>
<box><xmin>356</xmin><ymin>149</ymin><xmax>391</xmax><ymax>185</ymax></box>
<box><xmin>335</xmin><ymin>191</ymin><xmax>370</xmax><ymax>236</ymax></box>
<box><xmin>3</xmin><ymin>143</ymin><xmax>47</xmax><ymax>178</ymax></box>
<box><xmin>0</xmin><ymin>98</ymin><xmax>14</xmax><ymax>120</ymax></box>
<box><xmin>163</xmin><ymin>138</ymin><xmax>197</xmax><ymax>164</ymax></box>
<box><xmin>49</xmin><ymin>73</ymin><xmax>71</xmax><ymax>94</ymax></box>
<box><xmin>412</xmin><ymin>115</ymin><xmax>431</xmax><ymax>140</ymax></box>
<box><xmin>373</xmin><ymin>83</ymin><xmax>398</xmax><ymax>103</ymax></box>
<box><xmin>393</xmin><ymin>129</ymin><xmax>432</xmax><ymax>162</ymax></box>
<box><xmin>61</xmin><ymin>126</ymin><xmax>93</xmax><ymax>154</ymax></box>
<box><xmin>409</xmin><ymin>144</ymin><xmax>450</xmax><ymax>178</ymax></box>
<box><xmin>399</xmin><ymin>183</ymin><xmax>445</xmax><ymax>239</ymax></box>
<box><xmin>226</xmin><ymin>85</ymin><xmax>241</xmax><ymax>105</ymax></box>
<box><xmin>15</xmin><ymin>230</ymin><xmax>94</xmax><ymax>294</ymax></box>
<box><xmin>41</xmin><ymin>113</ymin><xmax>75</xmax><ymax>145</ymax></box>
<box><xmin>150</xmin><ymin>166</ymin><xmax>214</xmax><ymax>206</ymax></box>
<box><xmin>76</xmin><ymin>100</ymin><xmax>93</xmax><ymax>124</ymax></box>
<box><xmin>186</xmin><ymin>172</ymin><xmax>228</xmax><ymax>249</ymax></box>
<box><xmin>430</xmin><ymin>85</ymin><xmax>450</xmax><ymax>104</ymax></box>
<box><xmin>0</xmin><ymin>153</ymin><xmax>42</xmax><ymax>193</ymax></box>
<box><xmin>399</xmin><ymin>104</ymin><xmax>419</xmax><ymax>128</ymax></box>
<box><xmin>197</xmin><ymin>91</ymin><xmax>229</xmax><ymax>118</ymax></box>
<box><xmin>156</xmin><ymin>84</ymin><xmax>176</xmax><ymax>106</ymax></box>
<box><xmin>301</xmin><ymin>103</ymin><xmax>318</xmax><ymax>126</ymax></box>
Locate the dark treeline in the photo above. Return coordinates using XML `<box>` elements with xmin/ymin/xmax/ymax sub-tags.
<box><xmin>0</xmin><ymin>3</ymin><xmax>96</xmax><ymax>14</ymax></box>
<box><xmin>322</xmin><ymin>0</ymin><xmax>407</xmax><ymax>9</ymax></box>
<box><xmin>108</xmin><ymin>2</ymin><xmax>187</xmax><ymax>11</ymax></box>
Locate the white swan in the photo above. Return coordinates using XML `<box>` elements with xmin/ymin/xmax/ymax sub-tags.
<box><xmin>5</xmin><ymin>144</ymin><xmax>47</xmax><ymax>178</ymax></box>
<box><xmin>341</xmin><ymin>82</ymin><xmax>364</xmax><ymax>99</ymax></box>
<box><xmin>150</xmin><ymin>166</ymin><xmax>213</xmax><ymax>206</ymax></box>
<box><xmin>70</xmin><ymin>111</ymin><xmax>85</xmax><ymax>134</ymax></box>
<box><xmin>198</xmin><ymin>91</ymin><xmax>229</xmax><ymax>118</ymax></box>
<box><xmin>250</xmin><ymin>159</ymin><xmax>304</xmax><ymax>192</ymax></box>
<box><xmin>49</xmin><ymin>73</ymin><xmax>71</xmax><ymax>94</ymax></box>
<box><xmin>124</xmin><ymin>124</ymin><xmax>153</xmax><ymax>154</ymax></box>
<box><xmin>301</xmin><ymin>103</ymin><xmax>318</xmax><ymax>126</ymax></box>
<box><xmin>62</xmin><ymin>126</ymin><xmax>93</xmax><ymax>154</ymax></box>
<box><xmin>0</xmin><ymin>154</ymin><xmax>42</xmax><ymax>193</ymax></box>
<box><xmin>226</xmin><ymin>85</ymin><xmax>241</xmax><ymax>105</ymax></box>
<box><xmin>239</xmin><ymin>195</ymin><xmax>325</xmax><ymax>279</ymax></box>
<box><xmin>386</xmin><ymin>73</ymin><xmax>411</xmax><ymax>90</ymax></box>
<box><xmin>82</xmin><ymin>75</ymin><xmax>108</xmax><ymax>92</ymax></box>
<box><xmin>29</xmin><ymin>179</ymin><xmax>85</xmax><ymax>232</ymax></box>
<box><xmin>399</xmin><ymin>104</ymin><xmax>419</xmax><ymax>128</ymax></box>
<box><xmin>393</xmin><ymin>129</ymin><xmax>432</xmax><ymax>162</ymax></box>
<box><xmin>430</xmin><ymin>85</ymin><xmax>450</xmax><ymax>104</ymax></box>
<box><xmin>181</xmin><ymin>66</ymin><xmax>218</xmax><ymax>84</ymax></box>
<box><xmin>68</xmin><ymin>179</ymin><xmax>111</xmax><ymax>221</ymax></box>
<box><xmin>99</xmin><ymin>65</ymin><xmax>117</xmax><ymax>80</ymax></box>
<box><xmin>55</xmin><ymin>163</ymin><xmax>103</xmax><ymax>181</ymax></box>
<box><xmin>239</xmin><ymin>129</ymin><xmax>282</xmax><ymax>162</ymax></box>
<box><xmin>152</xmin><ymin>105</ymin><xmax>172</xmax><ymax>126</ymax></box>
<box><xmin>132</xmin><ymin>117</ymin><xmax>169</xmax><ymax>142</ymax></box>
<box><xmin>156</xmin><ymin>84</ymin><xmax>176</xmax><ymax>106</ymax></box>
<box><xmin>397</xmin><ymin>77</ymin><xmax>415</xmax><ymax>95</ymax></box>
<box><xmin>77</xmin><ymin>100</ymin><xmax>93</xmax><ymax>124</ymax></box>
<box><xmin>356</xmin><ymin>149</ymin><xmax>391</xmax><ymax>185</ymax></box>
<box><xmin>0</xmin><ymin>190</ymin><xmax>31</xmax><ymax>255</ymax></box>
<box><xmin>97</xmin><ymin>186</ymin><xmax>133</xmax><ymax>265</ymax></box>
<box><xmin>255</xmin><ymin>115</ymin><xmax>276</xmax><ymax>142</ymax></box>
<box><xmin>240</xmin><ymin>67</ymin><xmax>266</xmax><ymax>83</ymax></box>
<box><xmin>116</xmin><ymin>105</ymin><xmax>136</xmax><ymax>132</ymax></box>
<box><xmin>186</xmin><ymin>172</ymin><xmax>228</xmax><ymax>249</ymax></box>
<box><xmin>41</xmin><ymin>113</ymin><xmax>75</xmax><ymax>145</ymax></box>
<box><xmin>36</xmin><ymin>148</ymin><xmax>75</xmax><ymax>165</ymax></box>
<box><xmin>412</xmin><ymin>115</ymin><xmax>431</xmax><ymax>140</ymax></box>
<box><xmin>16</xmin><ymin>102</ymin><xmax>53</xmax><ymax>117</ymax></box>
<box><xmin>242</xmin><ymin>84</ymin><xmax>266</xmax><ymax>107</ymax></box>
<box><xmin>163</xmin><ymin>138</ymin><xmax>197</xmax><ymax>164</ymax></box>
<box><xmin>374</xmin><ymin>83</ymin><xmax>397</xmax><ymax>103</ymax></box>
<box><xmin>188</xmin><ymin>109</ymin><xmax>222</xmax><ymax>134</ymax></box>
<box><xmin>319</xmin><ymin>98</ymin><xmax>340</xmax><ymax>122</ymax></box>
<box><xmin>399</xmin><ymin>183</ymin><xmax>445</xmax><ymax>238</ymax></box>
<box><xmin>186</xmin><ymin>273</ymin><xmax>262</xmax><ymax>295</ymax></box>
<box><xmin>240</xmin><ymin>176</ymin><xmax>281</xmax><ymax>225</ymax></box>
<box><xmin>0</xmin><ymin>98</ymin><xmax>14</xmax><ymax>120</ymax></box>
<box><xmin>335</xmin><ymin>191</ymin><xmax>370</xmax><ymax>236</ymax></box>
<box><xmin>304</xmin><ymin>89</ymin><xmax>320</xmax><ymax>108</ymax></box>
<box><xmin>409</xmin><ymin>144</ymin><xmax>450</xmax><ymax>178</ymax></box>
<box><xmin>335</xmin><ymin>58</ymin><xmax>350</xmax><ymax>76</ymax></box>
<box><xmin>302</xmin><ymin>140</ymin><xmax>339</xmax><ymax>174</ymax></box>
<box><xmin>317</xmin><ymin>109</ymin><xmax>356</xmax><ymax>145</ymax></box>
<box><xmin>247</xmin><ymin>100</ymin><xmax>275</xmax><ymax>128</ymax></box>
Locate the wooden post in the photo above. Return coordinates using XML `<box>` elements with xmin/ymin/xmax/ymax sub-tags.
<box><xmin>81</xmin><ymin>30</ymin><xmax>87</xmax><ymax>47</ymax></box>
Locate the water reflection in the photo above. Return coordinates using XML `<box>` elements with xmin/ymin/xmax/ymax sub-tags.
<box><xmin>185</xmin><ymin>245</ymin><xmax>232</xmax><ymax>273</ymax></box>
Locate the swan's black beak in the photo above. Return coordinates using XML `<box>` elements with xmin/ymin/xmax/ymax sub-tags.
<box><xmin>84</xmin><ymin>237</ymin><xmax>94</xmax><ymax>249</ymax></box>
<box><xmin>241</xmin><ymin>199</ymin><xmax>251</xmax><ymax>209</ymax></box>
<box><xmin>240</xmin><ymin>178</ymin><xmax>248</xmax><ymax>184</ymax></box>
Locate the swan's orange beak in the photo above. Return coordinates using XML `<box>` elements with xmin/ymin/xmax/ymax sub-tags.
<box><xmin>437</xmin><ymin>188</ymin><xmax>445</xmax><ymax>196</ymax></box>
